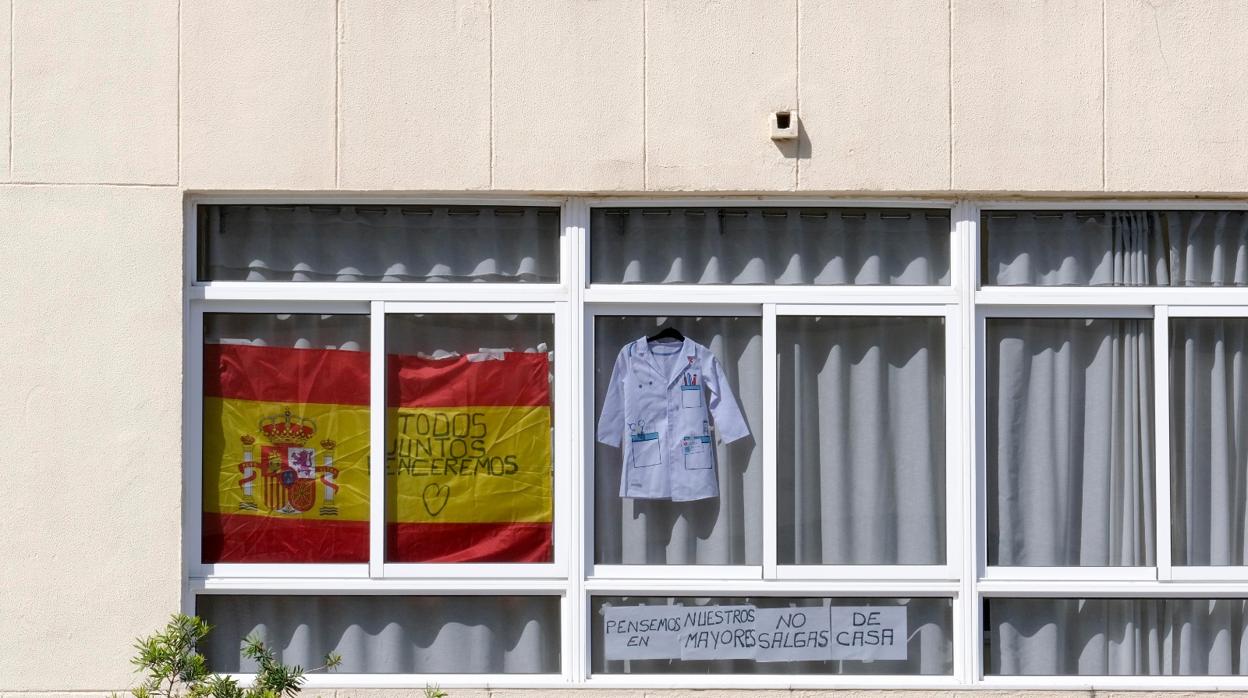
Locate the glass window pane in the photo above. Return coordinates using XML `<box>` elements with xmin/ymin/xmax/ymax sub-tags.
<box><xmin>591</xmin><ymin>596</ymin><xmax>953</xmax><ymax>675</ymax></box>
<box><xmin>198</xmin><ymin>595</ymin><xmax>561</xmax><ymax>673</ymax></box>
<box><xmin>1171</xmin><ymin>318</ymin><xmax>1248</xmax><ymax>566</ymax></box>
<box><xmin>385</xmin><ymin>313</ymin><xmax>554</xmax><ymax>563</ymax></box>
<box><xmin>593</xmin><ymin>316</ymin><xmax>762</xmax><ymax>565</ymax></box>
<box><xmin>591</xmin><ymin>207</ymin><xmax>950</xmax><ymax>285</ymax></box>
<box><xmin>199</xmin><ymin>204</ymin><xmax>560</xmax><ymax>282</ymax></box>
<box><xmin>202</xmin><ymin>313</ymin><xmax>370</xmax><ymax>563</ymax></box>
<box><xmin>982</xmin><ymin>210</ymin><xmax>1248</xmax><ymax>286</ymax></box>
<box><xmin>777</xmin><ymin>316</ymin><xmax>945</xmax><ymax>565</ymax></box>
<box><xmin>986</xmin><ymin>318</ymin><xmax>1155</xmax><ymax>566</ymax></box>
<box><xmin>987</xmin><ymin>598</ymin><xmax>1248</xmax><ymax>676</ymax></box>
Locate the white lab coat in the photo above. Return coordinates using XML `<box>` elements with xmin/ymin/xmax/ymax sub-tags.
<box><xmin>596</xmin><ymin>336</ymin><xmax>751</xmax><ymax>501</ymax></box>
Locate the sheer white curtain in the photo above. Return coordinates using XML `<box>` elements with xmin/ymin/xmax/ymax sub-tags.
<box><xmin>199</xmin><ymin>595</ymin><xmax>560</xmax><ymax>674</ymax></box>
<box><xmin>593</xmin><ymin>316</ymin><xmax>762</xmax><ymax>565</ymax></box>
<box><xmin>985</xmin><ymin>210</ymin><xmax>1248</xmax><ymax>286</ymax></box>
<box><xmin>987</xmin><ymin>318</ymin><xmax>1155</xmax><ymax>566</ymax></box>
<box><xmin>1171</xmin><ymin>318</ymin><xmax>1248</xmax><ymax>566</ymax></box>
<box><xmin>990</xmin><ymin>598</ymin><xmax>1248</xmax><ymax>675</ymax></box>
<box><xmin>777</xmin><ymin>316</ymin><xmax>945</xmax><ymax>565</ymax></box>
<box><xmin>201</xmin><ymin>204</ymin><xmax>560</xmax><ymax>282</ymax></box>
<box><xmin>591</xmin><ymin>207</ymin><xmax>950</xmax><ymax>285</ymax></box>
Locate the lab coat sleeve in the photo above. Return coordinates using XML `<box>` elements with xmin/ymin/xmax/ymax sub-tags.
<box><xmin>706</xmin><ymin>354</ymin><xmax>750</xmax><ymax>443</ymax></box>
<box><xmin>595</xmin><ymin>347</ymin><xmax>628</xmax><ymax>447</ymax></box>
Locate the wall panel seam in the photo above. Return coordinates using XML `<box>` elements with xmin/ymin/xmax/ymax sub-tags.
<box><xmin>1102</xmin><ymin>0</ymin><xmax>1108</xmax><ymax>192</ymax></box>
<box><xmin>793</xmin><ymin>0</ymin><xmax>799</xmax><ymax>190</ymax></box>
<box><xmin>176</xmin><ymin>0</ymin><xmax>181</xmax><ymax>186</ymax></box>
<box><xmin>7</xmin><ymin>0</ymin><xmax>12</xmax><ymax>180</ymax></box>
<box><xmin>334</xmin><ymin>0</ymin><xmax>341</xmax><ymax>189</ymax></box>
<box><xmin>641</xmin><ymin>0</ymin><xmax>648</xmax><ymax>191</ymax></box>
<box><xmin>3</xmin><ymin>181</ymin><xmax>179</xmax><ymax>188</ymax></box>
<box><xmin>488</xmin><ymin>0</ymin><xmax>494</xmax><ymax>190</ymax></box>
<box><xmin>947</xmin><ymin>0</ymin><xmax>953</xmax><ymax>190</ymax></box>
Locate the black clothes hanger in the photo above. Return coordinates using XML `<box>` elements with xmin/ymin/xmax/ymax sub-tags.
<box><xmin>647</xmin><ymin>326</ymin><xmax>685</xmax><ymax>343</ymax></box>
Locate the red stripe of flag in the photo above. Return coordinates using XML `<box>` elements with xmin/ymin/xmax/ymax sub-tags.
<box><xmin>387</xmin><ymin>522</ymin><xmax>553</xmax><ymax>563</ymax></box>
<box><xmin>203</xmin><ymin>512</ymin><xmax>368</xmax><ymax>563</ymax></box>
<box><xmin>205</xmin><ymin>345</ymin><xmax>549</xmax><ymax>408</ymax></box>
<box><xmin>388</xmin><ymin>353</ymin><xmax>550</xmax><ymax>408</ymax></box>
<box><xmin>205</xmin><ymin>344</ymin><xmax>370</xmax><ymax>406</ymax></box>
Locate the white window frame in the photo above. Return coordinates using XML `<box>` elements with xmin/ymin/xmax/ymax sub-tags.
<box><xmin>771</xmin><ymin>303</ymin><xmax>961</xmax><ymax>582</ymax></box>
<box><xmin>182</xmin><ymin>195</ymin><xmax>1248</xmax><ymax>690</ymax></box>
<box><xmin>970</xmin><ymin>199</ymin><xmax>1248</xmax><ymax>690</ymax></box>
<box><xmin>579</xmin><ymin>198</ymin><xmax>963</xmax><ymax>685</ymax></box>
<box><xmin>183</xmin><ymin>195</ymin><xmax>577</xmax><ymax>687</ymax></box>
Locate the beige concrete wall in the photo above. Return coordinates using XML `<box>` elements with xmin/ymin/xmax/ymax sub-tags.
<box><xmin>0</xmin><ymin>186</ymin><xmax>183</xmax><ymax>687</ymax></box>
<box><xmin>5</xmin><ymin>0</ymin><xmax>1248</xmax><ymax>195</ymax></box>
<box><xmin>3</xmin><ymin>0</ymin><xmax>1248</xmax><ymax>692</ymax></box>
<box><xmin>6</xmin><ymin>690</ymin><xmax>1244</xmax><ymax>698</ymax></box>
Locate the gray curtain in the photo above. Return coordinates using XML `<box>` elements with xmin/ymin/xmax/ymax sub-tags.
<box><xmin>205</xmin><ymin>312</ymin><xmax>370</xmax><ymax>351</ymax></box>
<box><xmin>1171</xmin><ymin>318</ymin><xmax>1248</xmax><ymax>566</ymax></box>
<box><xmin>591</xmin><ymin>208</ymin><xmax>950</xmax><ymax>285</ymax></box>
<box><xmin>198</xmin><ymin>595</ymin><xmax>560</xmax><ymax>674</ymax></box>
<box><xmin>200</xmin><ymin>204</ymin><xmax>560</xmax><ymax>282</ymax></box>
<box><xmin>594</xmin><ymin>316</ymin><xmax>762</xmax><ymax>565</ymax></box>
<box><xmin>984</xmin><ymin>210</ymin><xmax>1248</xmax><ymax>286</ymax></box>
<box><xmin>777</xmin><ymin>316</ymin><xmax>945</xmax><ymax>565</ymax></box>
<box><xmin>987</xmin><ymin>318</ymin><xmax>1155</xmax><ymax>566</ymax></box>
<box><xmin>1169</xmin><ymin>211</ymin><xmax>1248</xmax><ymax>286</ymax></box>
<box><xmin>385</xmin><ymin>313</ymin><xmax>553</xmax><ymax>357</ymax></box>
<box><xmin>590</xmin><ymin>596</ymin><xmax>952</xmax><ymax>675</ymax></box>
<box><xmin>989</xmin><ymin>598</ymin><xmax>1248</xmax><ymax>676</ymax></box>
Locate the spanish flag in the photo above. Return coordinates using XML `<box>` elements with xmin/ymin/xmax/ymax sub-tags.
<box><xmin>386</xmin><ymin>352</ymin><xmax>553</xmax><ymax>563</ymax></box>
<box><xmin>205</xmin><ymin>344</ymin><xmax>552</xmax><ymax>564</ymax></box>
<box><xmin>202</xmin><ymin>343</ymin><xmax>370</xmax><ymax>563</ymax></box>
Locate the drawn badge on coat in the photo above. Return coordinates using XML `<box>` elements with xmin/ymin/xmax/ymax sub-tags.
<box><xmin>235</xmin><ymin>408</ymin><xmax>342</xmax><ymax>516</ymax></box>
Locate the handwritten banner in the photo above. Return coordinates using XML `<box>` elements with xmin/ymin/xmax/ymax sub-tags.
<box><xmin>602</xmin><ymin>604</ymin><xmax>907</xmax><ymax>663</ymax></box>
<box><xmin>828</xmin><ymin>606</ymin><xmax>907</xmax><ymax>660</ymax></box>
<box><xmin>386</xmin><ymin>352</ymin><xmax>553</xmax><ymax>563</ymax></box>
<box><xmin>602</xmin><ymin>605</ymin><xmax>684</xmax><ymax>660</ymax></box>
<box><xmin>677</xmin><ymin>606</ymin><xmax>757</xmax><ymax>661</ymax></box>
<box><xmin>754</xmin><ymin>607</ymin><xmax>833</xmax><ymax>663</ymax></box>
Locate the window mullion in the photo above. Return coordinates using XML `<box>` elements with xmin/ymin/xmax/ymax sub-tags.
<box><xmin>956</xmin><ymin>199</ymin><xmax>983</xmax><ymax>686</ymax></box>
<box><xmin>762</xmin><ymin>303</ymin><xmax>778</xmax><ymax>579</ymax></box>
<box><xmin>186</xmin><ymin>302</ymin><xmax>206</xmax><ymax>582</ymax></box>
<box><xmin>565</xmin><ymin>196</ymin><xmax>590</xmax><ymax>683</ymax></box>
<box><xmin>369</xmin><ymin>300</ymin><xmax>386</xmax><ymax>578</ymax></box>
<box><xmin>944</xmin><ymin>303</ymin><xmax>964</xmax><ymax>578</ymax></box>
<box><xmin>1154</xmin><ymin>304</ymin><xmax>1173</xmax><ymax>580</ymax></box>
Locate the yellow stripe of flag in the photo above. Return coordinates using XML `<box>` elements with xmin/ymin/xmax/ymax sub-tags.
<box><xmin>386</xmin><ymin>405</ymin><xmax>552</xmax><ymax>524</ymax></box>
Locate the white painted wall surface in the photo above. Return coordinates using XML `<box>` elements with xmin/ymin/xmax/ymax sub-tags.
<box><xmin>1</xmin><ymin>0</ymin><xmax>1247</xmax><ymax>691</ymax></box>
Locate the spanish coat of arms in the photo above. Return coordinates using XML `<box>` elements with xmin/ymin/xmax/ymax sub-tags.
<box><xmin>236</xmin><ymin>408</ymin><xmax>341</xmax><ymax>516</ymax></box>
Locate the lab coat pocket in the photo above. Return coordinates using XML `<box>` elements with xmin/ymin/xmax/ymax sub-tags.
<box><xmin>630</xmin><ymin>432</ymin><xmax>662</xmax><ymax>468</ymax></box>
<box><xmin>681</xmin><ymin>435</ymin><xmax>713</xmax><ymax>470</ymax></box>
<box><xmin>680</xmin><ymin>384</ymin><xmax>703</xmax><ymax>408</ymax></box>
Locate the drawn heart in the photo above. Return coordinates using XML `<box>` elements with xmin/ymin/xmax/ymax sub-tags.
<box><xmin>422</xmin><ymin>483</ymin><xmax>451</xmax><ymax>517</ymax></box>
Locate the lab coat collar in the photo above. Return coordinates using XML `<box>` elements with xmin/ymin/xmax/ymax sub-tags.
<box><xmin>633</xmin><ymin>335</ymin><xmax>695</xmax><ymax>387</ymax></box>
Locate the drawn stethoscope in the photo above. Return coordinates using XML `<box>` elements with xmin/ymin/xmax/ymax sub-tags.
<box><xmin>628</xmin><ymin>418</ymin><xmax>654</xmax><ymax>440</ymax></box>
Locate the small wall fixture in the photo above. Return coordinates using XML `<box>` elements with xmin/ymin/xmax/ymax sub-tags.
<box><xmin>770</xmin><ymin>110</ymin><xmax>798</xmax><ymax>140</ymax></box>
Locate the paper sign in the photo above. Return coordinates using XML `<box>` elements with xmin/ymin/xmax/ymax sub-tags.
<box><xmin>602</xmin><ymin>605</ymin><xmax>683</xmax><ymax>660</ymax></box>
<box><xmin>828</xmin><ymin>606</ymin><xmax>907</xmax><ymax>660</ymax></box>
<box><xmin>603</xmin><ymin>603</ymin><xmax>909</xmax><ymax>663</ymax></box>
<box><xmin>753</xmin><ymin>607</ymin><xmax>833</xmax><ymax>662</ymax></box>
<box><xmin>677</xmin><ymin>605</ymin><xmax>757</xmax><ymax>660</ymax></box>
